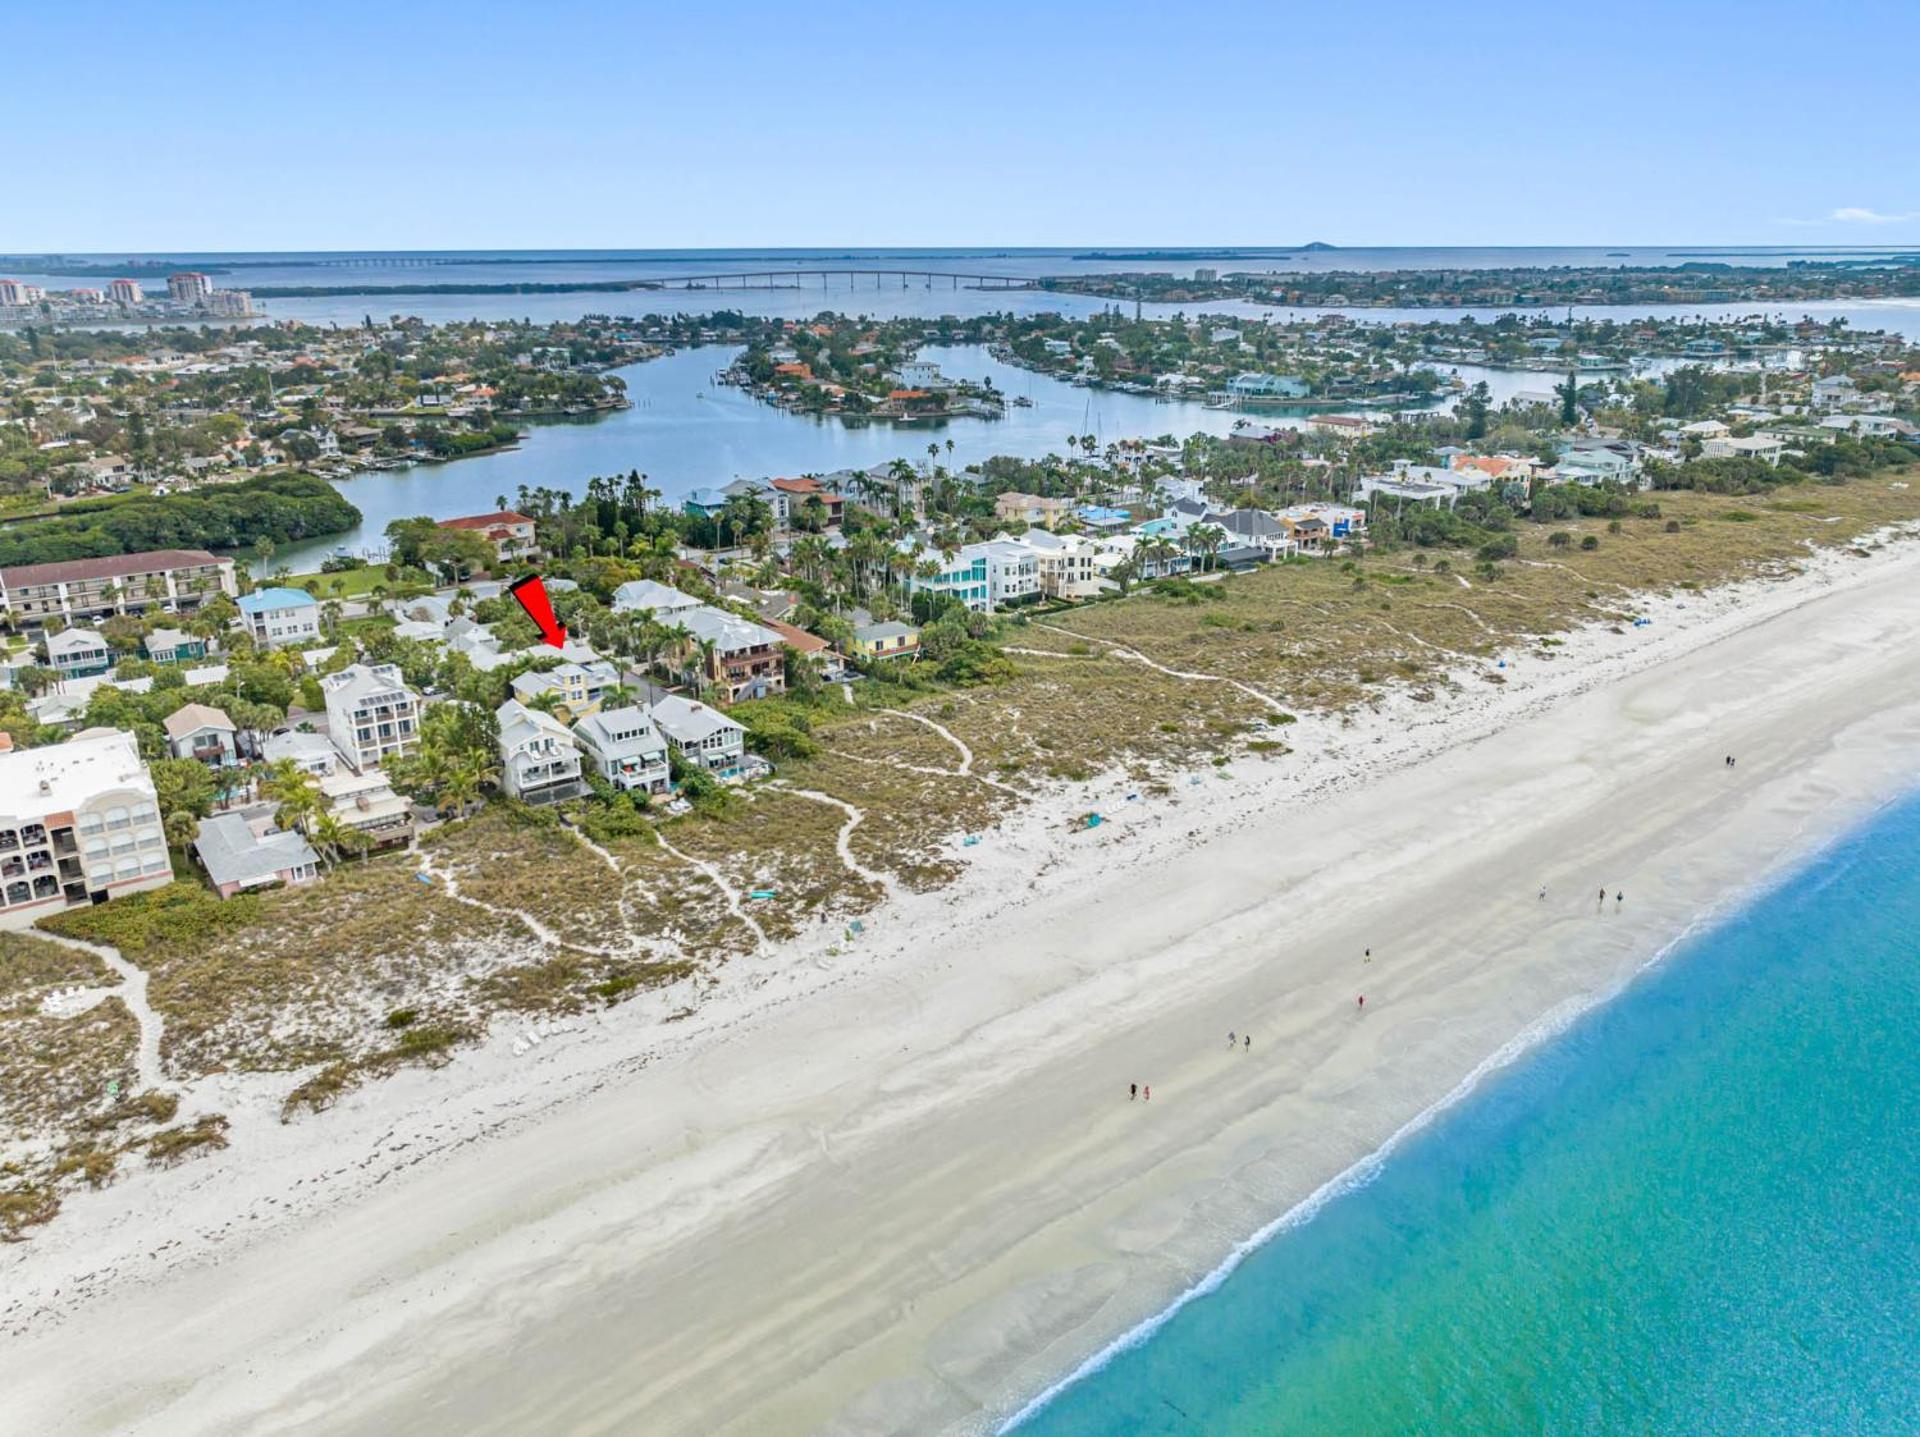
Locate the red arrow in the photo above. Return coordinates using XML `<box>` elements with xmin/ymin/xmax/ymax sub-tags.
<box><xmin>507</xmin><ymin>573</ymin><xmax>568</xmax><ymax>649</ymax></box>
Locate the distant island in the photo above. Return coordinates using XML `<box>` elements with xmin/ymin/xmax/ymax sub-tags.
<box><xmin>1070</xmin><ymin>245</ymin><xmax>1334</xmax><ymax>261</ymax></box>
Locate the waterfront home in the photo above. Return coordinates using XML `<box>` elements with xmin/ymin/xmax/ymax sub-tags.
<box><xmin>763</xmin><ymin>618</ymin><xmax>838</xmax><ymax>676</ymax></box>
<box><xmin>1353</xmin><ymin>474</ymin><xmax>1459</xmax><ymax>508</ymax></box>
<box><xmin>194</xmin><ymin>812</ymin><xmax>319</xmax><ymax>898</ymax></box>
<box><xmin>236</xmin><ymin>586</ymin><xmax>322</xmax><ymax>648</ymax></box>
<box><xmin>1449</xmin><ymin>453</ymin><xmax>1535</xmax><ymax>486</ymax></box>
<box><xmin>611</xmin><ymin>579</ymin><xmax>703</xmax><ymax>619</ymax></box>
<box><xmin>1279</xmin><ymin>503</ymin><xmax>1367</xmax><ymax>550</ymax></box>
<box><xmin>0</xmin><ymin>729</ymin><xmax>171</xmax><ymax>927</ymax></box>
<box><xmin>163</xmin><ymin>702</ymin><xmax>239</xmax><ymax>766</ymax></box>
<box><xmin>849</xmin><ymin>619</ymin><xmax>921</xmax><ymax>663</ymax></box>
<box><xmin>975</xmin><ymin>539</ymin><xmax>1041</xmax><ymax>608</ymax></box>
<box><xmin>495</xmin><ymin>698</ymin><xmax>585</xmax><ymax>805</ymax></box>
<box><xmin>1393</xmin><ymin>461</ymin><xmax>1497</xmax><ymax>495</ymax></box>
<box><xmin>45</xmin><ymin>628</ymin><xmax>112</xmax><ymax>680</ymax></box>
<box><xmin>1820</xmin><ymin>413</ymin><xmax>1914</xmax><ymax>438</ymax></box>
<box><xmin>1700</xmin><ymin>434</ymin><xmax>1786</xmax><ymax>465</ymax></box>
<box><xmin>1680</xmin><ymin>419</ymin><xmax>1732</xmax><ymax>440</ymax></box>
<box><xmin>651</xmin><ymin>694</ymin><xmax>747</xmax><ymax>779</ymax></box>
<box><xmin>1550</xmin><ymin>438</ymin><xmax>1643</xmax><ymax>486</ymax></box>
<box><xmin>142</xmin><ymin>627</ymin><xmax>207</xmax><ymax>665</ymax></box>
<box><xmin>677</xmin><ymin>605</ymin><xmax>787</xmax><ymax>702</ymax></box>
<box><xmin>1226</xmin><ymin>372</ymin><xmax>1311</xmax><ymax>400</ymax></box>
<box><xmin>1012</xmin><ymin>529</ymin><xmax>1104</xmax><ymax>600</ymax></box>
<box><xmin>1205</xmin><ymin>508</ymin><xmax>1292</xmax><ymax>559</ymax></box>
<box><xmin>571</xmin><ymin>704</ymin><xmax>670</xmax><ymax>794</ymax></box>
<box><xmin>318</xmin><ymin>768</ymin><xmax>413</xmax><ymax>847</ymax></box>
<box><xmin>1308</xmin><ymin>413</ymin><xmax>1382</xmax><ymax>441</ymax></box>
<box><xmin>263</xmin><ymin>729</ymin><xmax>338</xmax><ymax>778</ymax></box>
<box><xmin>1214</xmin><ymin>545</ymin><xmax>1271</xmax><ymax>572</ymax></box>
<box><xmin>437</xmin><ymin>510</ymin><xmax>539</xmax><ymax>565</ymax></box>
<box><xmin>320</xmin><ymin>663</ymin><xmax>422</xmax><ymax>772</ymax></box>
<box><xmin>0</xmin><ymin>548</ymin><xmax>237</xmax><ymax>629</ymax></box>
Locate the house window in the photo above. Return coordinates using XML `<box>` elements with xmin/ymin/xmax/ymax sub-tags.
<box><xmin>4</xmin><ymin>881</ymin><xmax>27</xmax><ymax>905</ymax></box>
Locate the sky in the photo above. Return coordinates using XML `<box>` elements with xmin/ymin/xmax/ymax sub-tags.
<box><xmin>6</xmin><ymin>0</ymin><xmax>1917</xmax><ymax>252</ymax></box>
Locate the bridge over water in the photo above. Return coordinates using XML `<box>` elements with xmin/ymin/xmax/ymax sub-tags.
<box><xmin>304</xmin><ymin>258</ymin><xmax>1038</xmax><ymax>291</ymax></box>
<box><xmin>632</xmin><ymin>270</ymin><xmax>1036</xmax><ymax>292</ymax></box>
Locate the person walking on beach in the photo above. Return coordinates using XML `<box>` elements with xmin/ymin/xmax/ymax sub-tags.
<box><xmin>1616</xmin><ymin>890</ymin><xmax>1625</xmax><ymax>907</ymax></box>
<box><xmin>1143</xmin><ymin>1085</ymin><xmax>1151</xmax><ymax>1102</ymax></box>
<box><xmin>1245</xmin><ymin>1034</ymin><xmax>1251</xmax><ymax>1051</ymax></box>
<box><xmin>1539</xmin><ymin>885</ymin><xmax>1548</xmax><ymax>901</ymax></box>
<box><xmin>1364</xmin><ymin>947</ymin><xmax>1372</xmax><ymax>963</ymax></box>
<box><xmin>1357</xmin><ymin>995</ymin><xmax>1365</xmax><ymax>1012</ymax></box>
<box><xmin>1130</xmin><ymin>1082</ymin><xmax>1137</xmax><ymax>1101</ymax></box>
<box><xmin>1598</xmin><ymin>887</ymin><xmax>1606</xmax><ymax>906</ymax></box>
<box><xmin>1227</xmin><ymin>1031</ymin><xmax>1236</xmax><ymax>1048</ymax></box>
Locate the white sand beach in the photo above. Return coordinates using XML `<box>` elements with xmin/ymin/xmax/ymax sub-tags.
<box><xmin>7</xmin><ymin>530</ymin><xmax>1920</xmax><ymax>1437</ymax></box>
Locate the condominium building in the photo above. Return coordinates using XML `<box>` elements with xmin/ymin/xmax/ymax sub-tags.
<box><xmin>167</xmin><ymin>272</ymin><xmax>214</xmax><ymax>303</ymax></box>
<box><xmin>0</xmin><ymin>549</ymin><xmax>238</xmax><ymax>629</ymax></box>
<box><xmin>205</xmin><ymin>289</ymin><xmax>253</xmax><ymax>318</ymax></box>
<box><xmin>0</xmin><ymin>729</ymin><xmax>172</xmax><ymax>929</ymax></box>
<box><xmin>0</xmin><ymin>279</ymin><xmax>28</xmax><ymax>308</ymax></box>
<box><xmin>320</xmin><ymin>663</ymin><xmax>422</xmax><ymax>772</ymax></box>
<box><xmin>107</xmin><ymin>278</ymin><xmax>144</xmax><ymax>305</ymax></box>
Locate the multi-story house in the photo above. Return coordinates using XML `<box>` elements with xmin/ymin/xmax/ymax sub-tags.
<box><xmin>849</xmin><ymin>620</ymin><xmax>921</xmax><ymax>662</ymax></box>
<box><xmin>1011</xmin><ymin>530</ymin><xmax>1103</xmax><ymax>600</ymax></box>
<box><xmin>495</xmin><ymin>699</ymin><xmax>585</xmax><ymax>805</ymax></box>
<box><xmin>320</xmin><ymin>663</ymin><xmax>422</xmax><ymax>772</ymax></box>
<box><xmin>437</xmin><ymin>511</ymin><xmax>540</xmax><ymax>566</ymax></box>
<box><xmin>508</xmin><ymin>658</ymin><xmax>621</xmax><ymax>722</ymax></box>
<box><xmin>318</xmin><ymin>768</ymin><xmax>414</xmax><ymax>847</ymax></box>
<box><xmin>651</xmin><ymin>695</ymin><xmax>747</xmax><ymax>779</ymax></box>
<box><xmin>677</xmin><ymin>606</ymin><xmax>786</xmax><ymax>703</ymax></box>
<box><xmin>262</xmin><ymin>730</ymin><xmax>338</xmax><ymax>778</ymax></box>
<box><xmin>45</xmin><ymin>628</ymin><xmax>113</xmax><ymax>680</ymax></box>
<box><xmin>906</xmin><ymin>547</ymin><xmax>991</xmax><ymax>612</ymax></box>
<box><xmin>571</xmin><ymin>705</ymin><xmax>671</xmax><ymax>794</ymax></box>
<box><xmin>611</xmin><ymin>579</ymin><xmax>703</xmax><ymax>619</ymax></box>
<box><xmin>0</xmin><ymin>549</ymin><xmax>237</xmax><ymax>630</ymax></box>
<box><xmin>236</xmin><ymin>587</ymin><xmax>323</xmax><ymax>648</ymax></box>
<box><xmin>0</xmin><ymin>728</ymin><xmax>172</xmax><ymax>929</ymax></box>
<box><xmin>163</xmin><ymin>703</ymin><xmax>239</xmax><ymax>766</ymax></box>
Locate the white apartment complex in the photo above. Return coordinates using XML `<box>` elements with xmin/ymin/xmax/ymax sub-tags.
<box><xmin>0</xmin><ymin>729</ymin><xmax>171</xmax><ymax>928</ymax></box>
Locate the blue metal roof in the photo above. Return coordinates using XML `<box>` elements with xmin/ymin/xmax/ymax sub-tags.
<box><xmin>237</xmin><ymin>586</ymin><xmax>318</xmax><ymax>613</ymax></box>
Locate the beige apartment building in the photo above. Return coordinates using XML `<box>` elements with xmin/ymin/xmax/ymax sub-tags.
<box><xmin>0</xmin><ymin>549</ymin><xmax>238</xmax><ymax>630</ymax></box>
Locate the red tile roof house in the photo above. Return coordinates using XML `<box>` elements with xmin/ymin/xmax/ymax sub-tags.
<box><xmin>437</xmin><ymin>511</ymin><xmax>539</xmax><ymax>564</ymax></box>
<box><xmin>766</xmin><ymin>477</ymin><xmax>845</xmax><ymax>530</ymax></box>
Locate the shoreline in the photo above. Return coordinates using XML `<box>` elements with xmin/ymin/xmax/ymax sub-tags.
<box><xmin>998</xmin><ymin>773</ymin><xmax>1913</xmax><ymax>1433</ymax></box>
<box><xmin>6</xmin><ymin>524</ymin><xmax>1920</xmax><ymax>1434</ymax></box>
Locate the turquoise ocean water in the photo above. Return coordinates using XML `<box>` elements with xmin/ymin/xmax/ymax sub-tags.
<box><xmin>1011</xmin><ymin>794</ymin><xmax>1920</xmax><ymax>1436</ymax></box>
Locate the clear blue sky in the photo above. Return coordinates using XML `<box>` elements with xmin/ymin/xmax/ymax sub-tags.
<box><xmin>7</xmin><ymin>0</ymin><xmax>1915</xmax><ymax>251</ymax></box>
